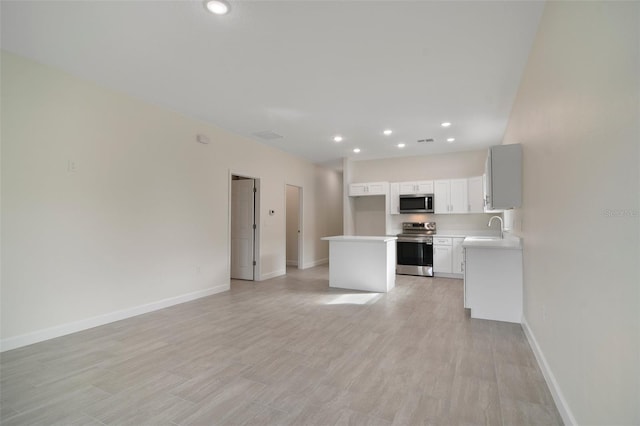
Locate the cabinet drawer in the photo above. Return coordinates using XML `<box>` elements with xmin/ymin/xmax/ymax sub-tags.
<box><xmin>433</xmin><ymin>237</ymin><xmax>452</xmax><ymax>246</ymax></box>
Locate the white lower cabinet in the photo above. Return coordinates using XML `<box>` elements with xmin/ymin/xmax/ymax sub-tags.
<box><xmin>464</xmin><ymin>246</ymin><xmax>523</xmax><ymax>323</ymax></box>
<box><xmin>433</xmin><ymin>237</ymin><xmax>452</xmax><ymax>274</ymax></box>
<box><xmin>452</xmin><ymin>237</ymin><xmax>465</xmax><ymax>274</ymax></box>
<box><xmin>433</xmin><ymin>246</ymin><xmax>452</xmax><ymax>273</ymax></box>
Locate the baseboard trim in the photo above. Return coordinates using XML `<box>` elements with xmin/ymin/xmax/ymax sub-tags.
<box><xmin>286</xmin><ymin>260</ymin><xmax>298</xmax><ymax>266</ymax></box>
<box><xmin>522</xmin><ymin>317</ymin><xmax>576</xmax><ymax>425</ymax></box>
<box><xmin>0</xmin><ymin>283</ymin><xmax>230</xmax><ymax>352</ymax></box>
<box><xmin>260</xmin><ymin>269</ymin><xmax>286</xmax><ymax>281</ymax></box>
<box><xmin>301</xmin><ymin>258</ymin><xmax>328</xmax><ymax>269</ymax></box>
<box><xmin>433</xmin><ymin>272</ymin><xmax>463</xmax><ymax>280</ymax></box>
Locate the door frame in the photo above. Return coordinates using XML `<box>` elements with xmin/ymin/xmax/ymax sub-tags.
<box><xmin>228</xmin><ymin>171</ymin><xmax>261</xmax><ymax>281</ymax></box>
<box><xmin>285</xmin><ymin>183</ymin><xmax>303</xmax><ymax>269</ymax></box>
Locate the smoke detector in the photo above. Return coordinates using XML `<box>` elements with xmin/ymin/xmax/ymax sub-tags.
<box><xmin>253</xmin><ymin>131</ymin><xmax>283</xmax><ymax>140</ymax></box>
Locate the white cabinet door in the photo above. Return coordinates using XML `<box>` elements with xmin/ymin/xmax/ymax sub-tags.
<box><xmin>398</xmin><ymin>180</ymin><xmax>434</xmax><ymax>195</ymax></box>
<box><xmin>415</xmin><ymin>181</ymin><xmax>434</xmax><ymax>194</ymax></box>
<box><xmin>349</xmin><ymin>182</ymin><xmax>388</xmax><ymax>196</ymax></box>
<box><xmin>433</xmin><ymin>245</ymin><xmax>452</xmax><ymax>273</ymax></box>
<box><xmin>434</xmin><ymin>180</ymin><xmax>450</xmax><ymax>214</ymax></box>
<box><xmin>467</xmin><ymin>176</ymin><xmax>484</xmax><ymax>213</ymax></box>
<box><xmin>349</xmin><ymin>183</ymin><xmax>368</xmax><ymax>196</ymax></box>
<box><xmin>399</xmin><ymin>182</ymin><xmax>418</xmax><ymax>194</ymax></box>
<box><xmin>366</xmin><ymin>182</ymin><xmax>388</xmax><ymax>195</ymax></box>
<box><xmin>435</xmin><ymin>179</ymin><xmax>466</xmax><ymax>214</ymax></box>
<box><xmin>389</xmin><ymin>183</ymin><xmax>400</xmax><ymax>215</ymax></box>
<box><xmin>450</xmin><ymin>179</ymin><xmax>468</xmax><ymax>213</ymax></box>
<box><xmin>452</xmin><ymin>237</ymin><xmax>465</xmax><ymax>274</ymax></box>
<box><xmin>483</xmin><ymin>174</ymin><xmax>503</xmax><ymax>213</ymax></box>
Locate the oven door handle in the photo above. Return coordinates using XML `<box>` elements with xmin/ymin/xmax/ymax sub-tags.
<box><xmin>397</xmin><ymin>238</ymin><xmax>433</xmax><ymax>244</ymax></box>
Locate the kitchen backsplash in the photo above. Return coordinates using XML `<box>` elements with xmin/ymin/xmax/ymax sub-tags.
<box><xmin>388</xmin><ymin>213</ymin><xmax>498</xmax><ymax>235</ymax></box>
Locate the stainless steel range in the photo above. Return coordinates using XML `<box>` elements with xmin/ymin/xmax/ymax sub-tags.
<box><xmin>396</xmin><ymin>222</ymin><xmax>436</xmax><ymax>277</ymax></box>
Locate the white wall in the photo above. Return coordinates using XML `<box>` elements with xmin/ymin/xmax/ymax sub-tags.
<box><xmin>348</xmin><ymin>150</ymin><xmax>496</xmax><ymax>234</ymax></box>
<box><xmin>502</xmin><ymin>2</ymin><xmax>639</xmax><ymax>424</ymax></box>
<box><xmin>0</xmin><ymin>52</ymin><xmax>343</xmax><ymax>348</ymax></box>
<box><xmin>285</xmin><ymin>185</ymin><xmax>299</xmax><ymax>265</ymax></box>
<box><xmin>351</xmin><ymin>149</ymin><xmax>487</xmax><ymax>182</ymax></box>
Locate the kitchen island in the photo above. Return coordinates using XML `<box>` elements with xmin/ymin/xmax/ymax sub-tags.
<box><xmin>321</xmin><ymin>236</ymin><xmax>397</xmax><ymax>293</ymax></box>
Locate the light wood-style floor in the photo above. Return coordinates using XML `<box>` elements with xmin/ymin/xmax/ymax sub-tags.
<box><xmin>1</xmin><ymin>266</ymin><xmax>562</xmax><ymax>425</ymax></box>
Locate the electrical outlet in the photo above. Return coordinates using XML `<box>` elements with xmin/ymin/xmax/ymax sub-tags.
<box><xmin>67</xmin><ymin>159</ymin><xmax>78</xmax><ymax>173</ymax></box>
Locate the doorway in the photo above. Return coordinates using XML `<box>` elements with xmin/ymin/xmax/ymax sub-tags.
<box><xmin>230</xmin><ymin>175</ymin><xmax>259</xmax><ymax>280</ymax></box>
<box><xmin>285</xmin><ymin>184</ymin><xmax>302</xmax><ymax>269</ymax></box>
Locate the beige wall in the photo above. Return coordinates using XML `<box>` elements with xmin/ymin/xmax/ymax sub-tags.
<box><xmin>351</xmin><ymin>149</ymin><xmax>487</xmax><ymax>182</ymax></box>
<box><xmin>1</xmin><ymin>52</ymin><xmax>343</xmax><ymax>346</ymax></box>
<box><xmin>502</xmin><ymin>2</ymin><xmax>639</xmax><ymax>424</ymax></box>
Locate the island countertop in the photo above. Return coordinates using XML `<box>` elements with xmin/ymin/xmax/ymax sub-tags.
<box><xmin>321</xmin><ymin>235</ymin><xmax>398</xmax><ymax>243</ymax></box>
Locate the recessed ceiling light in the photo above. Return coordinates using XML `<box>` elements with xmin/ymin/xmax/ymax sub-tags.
<box><xmin>397</xmin><ymin>143</ymin><xmax>406</xmax><ymax>148</ymax></box>
<box><xmin>353</xmin><ymin>148</ymin><xmax>361</xmax><ymax>153</ymax></box>
<box><xmin>333</xmin><ymin>135</ymin><xmax>343</xmax><ymax>142</ymax></box>
<box><xmin>447</xmin><ymin>137</ymin><xmax>455</xmax><ymax>143</ymax></box>
<box><xmin>204</xmin><ymin>0</ymin><xmax>230</xmax><ymax>15</ymax></box>
<box><xmin>441</xmin><ymin>122</ymin><xmax>452</xmax><ymax>127</ymax></box>
<box><xmin>383</xmin><ymin>129</ymin><xmax>393</xmax><ymax>136</ymax></box>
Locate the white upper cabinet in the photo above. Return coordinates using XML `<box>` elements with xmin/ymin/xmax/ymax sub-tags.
<box><xmin>349</xmin><ymin>182</ymin><xmax>389</xmax><ymax>197</ymax></box>
<box><xmin>389</xmin><ymin>183</ymin><xmax>400</xmax><ymax>215</ymax></box>
<box><xmin>434</xmin><ymin>180</ymin><xmax>450</xmax><ymax>214</ymax></box>
<box><xmin>467</xmin><ymin>176</ymin><xmax>484</xmax><ymax>213</ymax></box>
<box><xmin>450</xmin><ymin>179</ymin><xmax>468</xmax><ymax>213</ymax></box>
<box><xmin>485</xmin><ymin>144</ymin><xmax>522</xmax><ymax>210</ymax></box>
<box><xmin>398</xmin><ymin>180</ymin><xmax>434</xmax><ymax>195</ymax></box>
<box><xmin>434</xmin><ymin>179</ymin><xmax>468</xmax><ymax>214</ymax></box>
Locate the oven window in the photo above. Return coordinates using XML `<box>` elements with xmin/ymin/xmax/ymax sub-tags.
<box><xmin>397</xmin><ymin>241</ymin><xmax>433</xmax><ymax>266</ymax></box>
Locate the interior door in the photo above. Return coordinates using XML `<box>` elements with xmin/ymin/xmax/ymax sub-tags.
<box><xmin>231</xmin><ymin>179</ymin><xmax>255</xmax><ymax>280</ymax></box>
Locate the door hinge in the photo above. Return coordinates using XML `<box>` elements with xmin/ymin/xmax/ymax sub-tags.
<box><xmin>253</xmin><ymin>261</ymin><xmax>256</xmax><ymax>266</ymax></box>
<box><xmin>253</xmin><ymin>187</ymin><xmax>257</xmax><ymax>193</ymax></box>
<box><xmin>252</xmin><ymin>224</ymin><xmax>257</xmax><ymax>230</ymax></box>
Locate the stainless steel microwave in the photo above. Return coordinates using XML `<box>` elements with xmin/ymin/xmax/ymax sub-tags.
<box><xmin>399</xmin><ymin>194</ymin><xmax>434</xmax><ymax>213</ymax></box>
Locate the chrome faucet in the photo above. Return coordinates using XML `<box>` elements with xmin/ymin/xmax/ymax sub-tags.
<box><xmin>488</xmin><ymin>216</ymin><xmax>504</xmax><ymax>239</ymax></box>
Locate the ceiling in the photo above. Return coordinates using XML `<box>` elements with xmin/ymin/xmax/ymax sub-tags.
<box><xmin>1</xmin><ymin>0</ymin><xmax>544</xmax><ymax>168</ymax></box>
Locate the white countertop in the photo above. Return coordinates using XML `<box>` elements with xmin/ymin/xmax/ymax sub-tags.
<box><xmin>462</xmin><ymin>234</ymin><xmax>522</xmax><ymax>250</ymax></box>
<box><xmin>322</xmin><ymin>235</ymin><xmax>398</xmax><ymax>243</ymax></box>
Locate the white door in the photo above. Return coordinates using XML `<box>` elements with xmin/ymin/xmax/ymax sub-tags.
<box><xmin>231</xmin><ymin>179</ymin><xmax>255</xmax><ymax>280</ymax></box>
